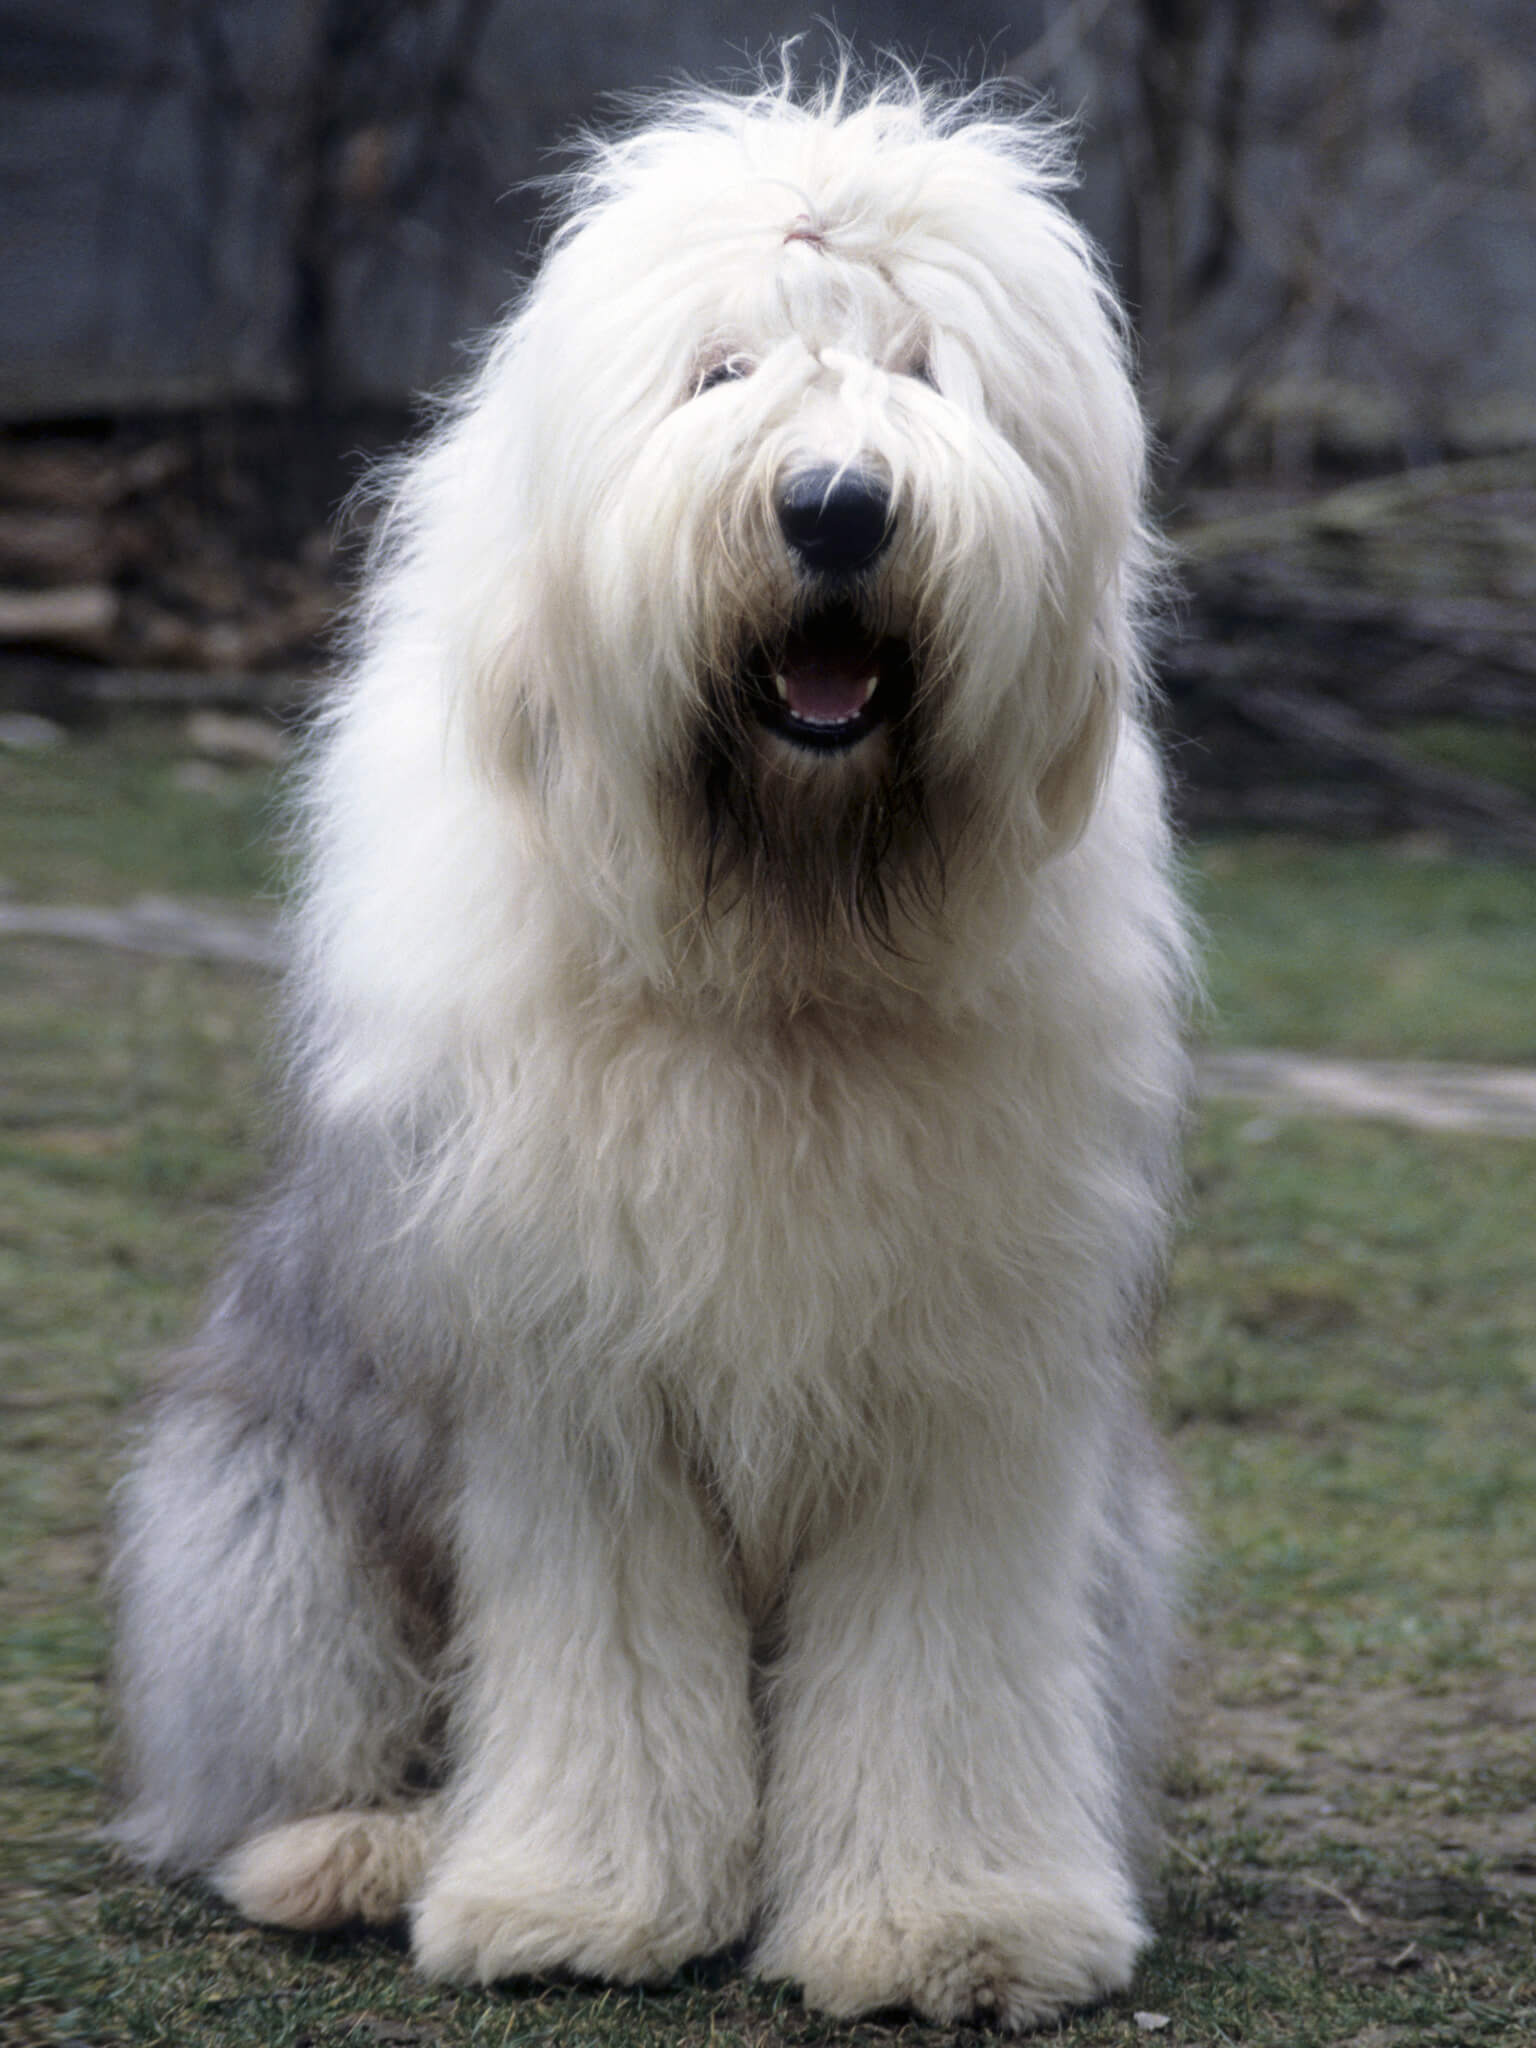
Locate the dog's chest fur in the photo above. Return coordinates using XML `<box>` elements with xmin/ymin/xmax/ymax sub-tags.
<box><xmin>468</xmin><ymin>977</ymin><xmax>1107</xmax><ymax>1462</ymax></box>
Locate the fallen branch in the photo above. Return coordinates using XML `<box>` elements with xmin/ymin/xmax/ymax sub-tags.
<box><xmin>1174</xmin><ymin>452</ymin><xmax>1536</xmax><ymax>563</ymax></box>
<box><xmin>1294</xmin><ymin>1873</ymin><xmax>1374</xmax><ymax>1930</ymax></box>
<box><xmin>0</xmin><ymin>895</ymin><xmax>283</xmax><ymax>968</ymax></box>
<box><xmin>1231</xmin><ymin>684</ymin><xmax>1536</xmax><ymax>851</ymax></box>
<box><xmin>1197</xmin><ymin>1052</ymin><xmax>1536</xmax><ymax>1138</ymax></box>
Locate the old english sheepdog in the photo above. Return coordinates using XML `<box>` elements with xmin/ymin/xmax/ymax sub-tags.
<box><xmin>112</xmin><ymin>71</ymin><xmax>1193</xmax><ymax>2031</ymax></box>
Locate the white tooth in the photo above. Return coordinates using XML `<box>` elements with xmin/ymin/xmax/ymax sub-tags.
<box><xmin>774</xmin><ymin>673</ymin><xmax>790</xmax><ymax>700</ymax></box>
<box><xmin>859</xmin><ymin>674</ymin><xmax>878</xmax><ymax>704</ymax></box>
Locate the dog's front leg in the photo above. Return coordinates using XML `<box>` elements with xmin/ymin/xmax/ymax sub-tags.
<box><xmin>754</xmin><ymin>1404</ymin><xmax>1154</xmax><ymax>2031</ymax></box>
<box><xmin>412</xmin><ymin>1421</ymin><xmax>757</xmax><ymax>1984</ymax></box>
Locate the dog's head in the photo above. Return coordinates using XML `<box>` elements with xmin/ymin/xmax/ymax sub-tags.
<box><xmin>420</xmin><ymin>75</ymin><xmax>1153</xmax><ymax>1004</ymax></box>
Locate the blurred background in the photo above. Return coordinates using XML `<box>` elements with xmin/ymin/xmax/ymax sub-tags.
<box><xmin>1</xmin><ymin>0</ymin><xmax>1534</xmax><ymax>842</ymax></box>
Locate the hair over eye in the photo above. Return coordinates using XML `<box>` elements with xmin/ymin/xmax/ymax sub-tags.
<box><xmin>695</xmin><ymin>354</ymin><xmax>753</xmax><ymax>396</ymax></box>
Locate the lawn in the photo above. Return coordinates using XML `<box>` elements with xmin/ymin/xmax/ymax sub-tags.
<box><xmin>3</xmin><ymin>725</ymin><xmax>1533</xmax><ymax>2045</ymax></box>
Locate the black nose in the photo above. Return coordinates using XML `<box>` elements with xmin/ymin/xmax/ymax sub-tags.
<box><xmin>775</xmin><ymin>466</ymin><xmax>895</xmax><ymax>575</ymax></box>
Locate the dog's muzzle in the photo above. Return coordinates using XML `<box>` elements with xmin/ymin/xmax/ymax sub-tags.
<box><xmin>753</xmin><ymin>468</ymin><xmax>909</xmax><ymax>751</ymax></box>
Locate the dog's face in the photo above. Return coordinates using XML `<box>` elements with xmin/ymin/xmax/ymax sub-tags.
<box><xmin>451</xmin><ymin>87</ymin><xmax>1150</xmax><ymax>997</ymax></box>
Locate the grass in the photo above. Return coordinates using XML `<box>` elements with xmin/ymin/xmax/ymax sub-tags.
<box><xmin>1167</xmin><ymin>1113</ymin><xmax>1536</xmax><ymax>1684</ymax></box>
<box><xmin>3</xmin><ymin>723</ymin><xmax>1535</xmax><ymax>2045</ymax></box>
<box><xmin>1396</xmin><ymin>720</ymin><xmax>1536</xmax><ymax>807</ymax></box>
<box><xmin>0</xmin><ymin>720</ymin><xmax>283</xmax><ymax>906</ymax></box>
<box><xmin>1189</xmin><ymin>837</ymin><xmax>1536</xmax><ymax>1062</ymax></box>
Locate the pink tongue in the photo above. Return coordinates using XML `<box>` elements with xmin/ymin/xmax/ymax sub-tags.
<box><xmin>779</xmin><ymin>646</ymin><xmax>878</xmax><ymax>724</ymax></box>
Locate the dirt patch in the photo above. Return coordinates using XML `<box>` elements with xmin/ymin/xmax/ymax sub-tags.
<box><xmin>1178</xmin><ymin>1661</ymin><xmax>1536</xmax><ymax>1896</ymax></box>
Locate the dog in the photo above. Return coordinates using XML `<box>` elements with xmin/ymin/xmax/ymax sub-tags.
<box><xmin>111</xmin><ymin>68</ymin><xmax>1193</xmax><ymax>2031</ymax></box>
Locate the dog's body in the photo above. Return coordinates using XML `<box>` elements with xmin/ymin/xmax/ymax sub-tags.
<box><xmin>112</xmin><ymin>75</ymin><xmax>1192</xmax><ymax>2030</ymax></box>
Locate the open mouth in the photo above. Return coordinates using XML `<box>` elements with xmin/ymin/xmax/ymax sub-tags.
<box><xmin>750</xmin><ymin>604</ymin><xmax>913</xmax><ymax>752</ymax></box>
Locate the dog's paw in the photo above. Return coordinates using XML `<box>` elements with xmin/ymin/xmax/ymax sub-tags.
<box><xmin>215</xmin><ymin>1807</ymin><xmax>435</xmax><ymax>1931</ymax></box>
<box><xmin>412</xmin><ymin>1860</ymin><xmax>741</xmax><ymax>1986</ymax></box>
<box><xmin>757</xmin><ymin>1877</ymin><xmax>1146</xmax><ymax>2032</ymax></box>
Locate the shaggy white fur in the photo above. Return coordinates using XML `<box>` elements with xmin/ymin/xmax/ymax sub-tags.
<box><xmin>111</xmin><ymin>68</ymin><xmax>1193</xmax><ymax>2033</ymax></box>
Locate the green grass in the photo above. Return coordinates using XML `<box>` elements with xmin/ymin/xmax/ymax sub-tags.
<box><xmin>1188</xmin><ymin>836</ymin><xmax>1536</xmax><ymax>1061</ymax></box>
<box><xmin>1167</xmin><ymin>1113</ymin><xmax>1536</xmax><ymax>1689</ymax></box>
<box><xmin>0</xmin><ymin>719</ymin><xmax>284</xmax><ymax>904</ymax></box>
<box><xmin>4</xmin><ymin>724</ymin><xmax>1535</xmax><ymax>2045</ymax></box>
<box><xmin>1397</xmin><ymin>719</ymin><xmax>1536</xmax><ymax>806</ymax></box>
